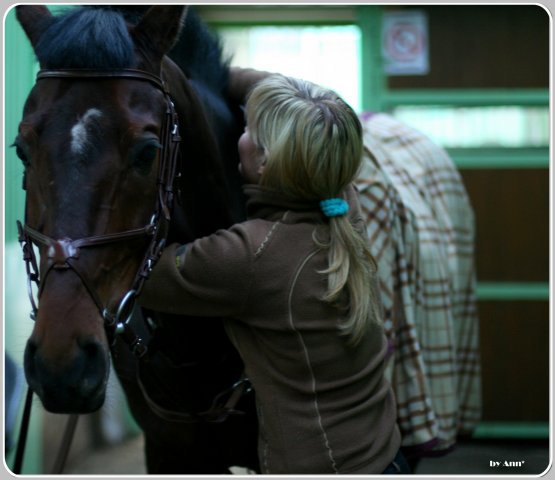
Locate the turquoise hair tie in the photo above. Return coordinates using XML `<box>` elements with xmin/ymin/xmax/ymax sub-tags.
<box><xmin>320</xmin><ymin>198</ymin><xmax>349</xmax><ymax>217</ymax></box>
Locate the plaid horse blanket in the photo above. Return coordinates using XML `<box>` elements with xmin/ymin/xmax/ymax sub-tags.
<box><xmin>355</xmin><ymin>113</ymin><xmax>481</xmax><ymax>455</ymax></box>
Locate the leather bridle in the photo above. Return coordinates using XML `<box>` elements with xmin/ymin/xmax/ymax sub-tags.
<box><xmin>17</xmin><ymin>68</ymin><xmax>182</xmax><ymax>357</ymax></box>
<box><xmin>13</xmin><ymin>68</ymin><xmax>251</xmax><ymax>476</ymax></box>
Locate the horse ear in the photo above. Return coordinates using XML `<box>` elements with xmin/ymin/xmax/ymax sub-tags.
<box><xmin>16</xmin><ymin>5</ymin><xmax>54</xmax><ymax>49</ymax></box>
<box><xmin>131</xmin><ymin>6</ymin><xmax>188</xmax><ymax>59</ymax></box>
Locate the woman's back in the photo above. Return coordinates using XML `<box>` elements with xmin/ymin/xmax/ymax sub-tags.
<box><xmin>220</xmin><ymin>185</ymin><xmax>400</xmax><ymax>474</ymax></box>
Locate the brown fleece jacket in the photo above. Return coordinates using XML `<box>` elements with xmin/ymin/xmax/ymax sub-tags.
<box><xmin>139</xmin><ymin>184</ymin><xmax>400</xmax><ymax>474</ymax></box>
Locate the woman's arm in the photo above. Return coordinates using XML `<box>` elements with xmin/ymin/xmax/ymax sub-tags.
<box><xmin>138</xmin><ymin>225</ymin><xmax>253</xmax><ymax>318</ymax></box>
<box><xmin>227</xmin><ymin>66</ymin><xmax>274</xmax><ymax>105</ymax></box>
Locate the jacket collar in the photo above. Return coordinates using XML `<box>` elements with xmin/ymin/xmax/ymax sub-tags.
<box><xmin>242</xmin><ymin>184</ymin><xmax>322</xmax><ymax>222</ymax></box>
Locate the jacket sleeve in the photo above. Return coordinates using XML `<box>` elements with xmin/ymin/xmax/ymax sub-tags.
<box><xmin>138</xmin><ymin>225</ymin><xmax>253</xmax><ymax>318</ymax></box>
<box><xmin>227</xmin><ymin>66</ymin><xmax>275</xmax><ymax>105</ymax></box>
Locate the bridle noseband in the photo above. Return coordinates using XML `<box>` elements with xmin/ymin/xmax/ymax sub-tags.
<box><xmin>17</xmin><ymin>68</ymin><xmax>182</xmax><ymax>357</ymax></box>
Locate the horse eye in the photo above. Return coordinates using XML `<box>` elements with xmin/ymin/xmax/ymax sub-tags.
<box><xmin>131</xmin><ymin>140</ymin><xmax>161</xmax><ymax>175</ymax></box>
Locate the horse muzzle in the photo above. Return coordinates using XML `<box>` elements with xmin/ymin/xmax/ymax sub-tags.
<box><xmin>24</xmin><ymin>336</ymin><xmax>110</xmax><ymax>414</ymax></box>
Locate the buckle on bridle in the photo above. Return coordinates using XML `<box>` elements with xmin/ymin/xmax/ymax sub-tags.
<box><xmin>199</xmin><ymin>376</ymin><xmax>253</xmax><ymax>423</ymax></box>
<box><xmin>103</xmin><ymin>289</ymin><xmax>147</xmax><ymax>358</ymax></box>
<box><xmin>47</xmin><ymin>238</ymin><xmax>79</xmax><ymax>268</ymax></box>
<box><xmin>115</xmin><ymin>289</ymin><xmax>136</xmax><ymax>333</ymax></box>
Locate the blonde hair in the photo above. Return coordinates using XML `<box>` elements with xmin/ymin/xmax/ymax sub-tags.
<box><xmin>245</xmin><ymin>75</ymin><xmax>380</xmax><ymax>345</ymax></box>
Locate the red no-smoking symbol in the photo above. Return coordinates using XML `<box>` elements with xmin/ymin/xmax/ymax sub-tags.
<box><xmin>384</xmin><ymin>22</ymin><xmax>424</xmax><ymax>61</ymax></box>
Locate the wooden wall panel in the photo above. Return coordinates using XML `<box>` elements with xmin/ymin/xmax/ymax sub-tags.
<box><xmin>479</xmin><ymin>300</ymin><xmax>549</xmax><ymax>421</ymax></box>
<box><xmin>386</xmin><ymin>5</ymin><xmax>549</xmax><ymax>90</ymax></box>
<box><xmin>459</xmin><ymin>168</ymin><xmax>549</xmax><ymax>282</ymax></box>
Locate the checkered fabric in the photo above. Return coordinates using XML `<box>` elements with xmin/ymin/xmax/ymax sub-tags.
<box><xmin>355</xmin><ymin>113</ymin><xmax>481</xmax><ymax>454</ymax></box>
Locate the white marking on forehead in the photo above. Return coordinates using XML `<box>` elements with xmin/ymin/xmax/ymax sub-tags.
<box><xmin>70</xmin><ymin>108</ymin><xmax>102</xmax><ymax>155</ymax></box>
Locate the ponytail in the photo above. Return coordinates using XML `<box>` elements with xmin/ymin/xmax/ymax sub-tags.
<box><xmin>246</xmin><ymin>75</ymin><xmax>381</xmax><ymax>345</ymax></box>
<box><xmin>316</xmin><ymin>206</ymin><xmax>380</xmax><ymax>346</ymax></box>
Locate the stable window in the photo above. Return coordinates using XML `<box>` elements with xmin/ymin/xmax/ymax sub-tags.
<box><xmin>217</xmin><ymin>25</ymin><xmax>362</xmax><ymax>112</ymax></box>
<box><xmin>391</xmin><ymin>105</ymin><xmax>550</xmax><ymax>149</ymax></box>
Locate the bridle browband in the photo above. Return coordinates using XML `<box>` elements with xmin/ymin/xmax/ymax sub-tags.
<box><xmin>17</xmin><ymin>68</ymin><xmax>182</xmax><ymax>357</ymax></box>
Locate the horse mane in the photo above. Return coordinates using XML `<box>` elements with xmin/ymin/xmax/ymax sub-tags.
<box><xmin>33</xmin><ymin>6</ymin><xmax>230</xmax><ymax>93</ymax></box>
<box><xmin>169</xmin><ymin>8</ymin><xmax>231</xmax><ymax>94</ymax></box>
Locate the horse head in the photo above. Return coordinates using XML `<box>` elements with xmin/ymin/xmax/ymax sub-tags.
<box><xmin>15</xmin><ymin>5</ymin><xmax>190</xmax><ymax>413</ymax></box>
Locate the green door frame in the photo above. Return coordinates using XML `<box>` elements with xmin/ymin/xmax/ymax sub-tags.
<box><xmin>4</xmin><ymin>7</ymin><xmax>43</xmax><ymax>474</ymax></box>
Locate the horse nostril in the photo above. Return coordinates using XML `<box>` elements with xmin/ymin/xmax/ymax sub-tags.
<box><xmin>80</xmin><ymin>338</ymin><xmax>104</xmax><ymax>362</ymax></box>
<box><xmin>23</xmin><ymin>338</ymin><xmax>40</xmax><ymax>393</ymax></box>
<box><xmin>24</xmin><ymin>338</ymin><xmax>38</xmax><ymax>360</ymax></box>
<box><xmin>77</xmin><ymin>339</ymin><xmax>108</xmax><ymax>395</ymax></box>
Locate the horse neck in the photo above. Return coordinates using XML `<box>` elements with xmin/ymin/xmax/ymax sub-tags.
<box><xmin>161</xmin><ymin>60</ymin><xmax>246</xmax><ymax>244</ymax></box>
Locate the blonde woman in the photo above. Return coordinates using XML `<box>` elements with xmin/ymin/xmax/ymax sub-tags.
<box><xmin>139</xmin><ymin>75</ymin><xmax>407</xmax><ymax>474</ymax></box>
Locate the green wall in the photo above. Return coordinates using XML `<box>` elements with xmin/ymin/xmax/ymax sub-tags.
<box><xmin>5</xmin><ymin>7</ymin><xmax>36</xmax><ymax>242</ymax></box>
<box><xmin>4</xmin><ymin>7</ymin><xmax>42</xmax><ymax>474</ymax></box>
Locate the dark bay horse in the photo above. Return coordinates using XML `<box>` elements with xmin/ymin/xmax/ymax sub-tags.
<box><xmin>13</xmin><ymin>5</ymin><xmax>258</xmax><ymax>473</ymax></box>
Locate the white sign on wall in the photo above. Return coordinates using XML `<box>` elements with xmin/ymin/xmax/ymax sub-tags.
<box><xmin>382</xmin><ymin>10</ymin><xmax>429</xmax><ymax>76</ymax></box>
